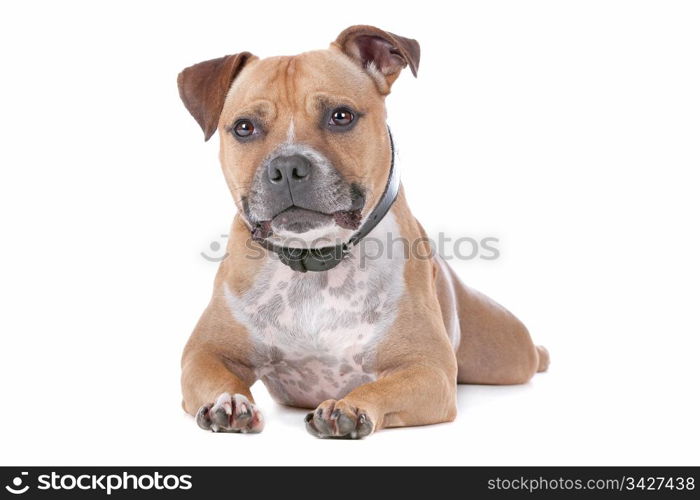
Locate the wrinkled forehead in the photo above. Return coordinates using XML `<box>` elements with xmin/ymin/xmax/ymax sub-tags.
<box><xmin>221</xmin><ymin>50</ymin><xmax>382</xmax><ymax>122</ymax></box>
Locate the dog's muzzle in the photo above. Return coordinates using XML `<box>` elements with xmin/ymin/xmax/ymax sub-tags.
<box><xmin>251</xmin><ymin>127</ymin><xmax>399</xmax><ymax>272</ymax></box>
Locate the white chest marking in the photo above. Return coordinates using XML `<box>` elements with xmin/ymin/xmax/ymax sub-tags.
<box><xmin>224</xmin><ymin>213</ymin><xmax>405</xmax><ymax>408</ymax></box>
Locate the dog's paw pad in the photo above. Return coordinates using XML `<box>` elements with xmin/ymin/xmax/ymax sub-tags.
<box><xmin>305</xmin><ymin>399</ymin><xmax>373</xmax><ymax>439</ymax></box>
<box><xmin>196</xmin><ymin>392</ymin><xmax>264</xmax><ymax>433</ymax></box>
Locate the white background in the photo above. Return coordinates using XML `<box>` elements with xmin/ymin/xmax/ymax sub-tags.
<box><xmin>0</xmin><ymin>0</ymin><xmax>698</xmax><ymax>466</ymax></box>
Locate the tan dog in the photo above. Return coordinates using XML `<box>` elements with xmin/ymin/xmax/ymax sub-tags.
<box><xmin>177</xmin><ymin>25</ymin><xmax>549</xmax><ymax>438</ymax></box>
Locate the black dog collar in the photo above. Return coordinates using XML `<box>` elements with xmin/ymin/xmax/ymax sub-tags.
<box><xmin>255</xmin><ymin>128</ymin><xmax>399</xmax><ymax>273</ymax></box>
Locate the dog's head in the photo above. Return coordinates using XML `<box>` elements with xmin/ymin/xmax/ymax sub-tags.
<box><xmin>178</xmin><ymin>26</ymin><xmax>419</xmax><ymax>247</ymax></box>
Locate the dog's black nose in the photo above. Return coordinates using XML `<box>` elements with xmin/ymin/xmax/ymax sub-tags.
<box><xmin>267</xmin><ymin>155</ymin><xmax>311</xmax><ymax>185</ymax></box>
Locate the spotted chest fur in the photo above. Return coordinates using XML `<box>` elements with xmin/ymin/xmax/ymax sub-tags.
<box><xmin>224</xmin><ymin>214</ymin><xmax>405</xmax><ymax>408</ymax></box>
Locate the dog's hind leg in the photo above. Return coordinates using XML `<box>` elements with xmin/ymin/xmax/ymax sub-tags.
<box><xmin>437</xmin><ymin>260</ymin><xmax>549</xmax><ymax>385</ymax></box>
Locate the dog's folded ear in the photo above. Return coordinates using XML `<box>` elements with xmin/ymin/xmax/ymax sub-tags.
<box><xmin>177</xmin><ymin>52</ymin><xmax>255</xmax><ymax>141</ymax></box>
<box><xmin>333</xmin><ymin>25</ymin><xmax>420</xmax><ymax>92</ymax></box>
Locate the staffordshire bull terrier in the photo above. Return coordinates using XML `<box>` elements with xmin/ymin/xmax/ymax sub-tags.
<box><xmin>177</xmin><ymin>25</ymin><xmax>549</xmax><ymax>438</ymax></box>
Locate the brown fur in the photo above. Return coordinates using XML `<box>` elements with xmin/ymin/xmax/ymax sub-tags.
<box><xmin>177</xmin><ymin>26</ymin><xmax>548</xmax><ymax>436</ymax></box>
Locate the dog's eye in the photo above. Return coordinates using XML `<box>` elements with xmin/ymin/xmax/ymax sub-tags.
<box><xmin>329</xmin><ymin>108</ymin><xmax>354</xmax><ymax>127</ymax></box>
<box><xmin>233</xmin><ymin>119</ymin><xmax>255</xmax><ymax>137</ymax></box>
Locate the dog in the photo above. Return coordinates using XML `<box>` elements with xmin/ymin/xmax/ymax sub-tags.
<box><xmin>177</xmin><ymin>25</ymin><xmax>549</xmax><ymax>438</ymax></box>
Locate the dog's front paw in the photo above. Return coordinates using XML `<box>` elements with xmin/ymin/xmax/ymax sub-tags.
<box><xmin>196</xmin><ymin>392</ymin><xmax>264</xmax><ymax>433</ymax></box>
<box><xmin>305</xmin><ymin>399</ymin><xmax>374</xmax><ymax>439</ymax></box>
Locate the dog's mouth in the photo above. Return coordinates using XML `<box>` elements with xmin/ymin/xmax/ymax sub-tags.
<box><xmin>273</xmin><ymin>207</ymin><xmax>334</xmax><ymax>234</ymax></box>
<box><xmin>252</xmin><ymin>206</ymin><xmax>362</xmax><ymax>241</ymax></box>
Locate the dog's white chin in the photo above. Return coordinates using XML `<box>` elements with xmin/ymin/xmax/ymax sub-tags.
<box><xmin>269</xmin><ymin>223</ymin><xmax>355</xmax><ymax>249</ymax></box>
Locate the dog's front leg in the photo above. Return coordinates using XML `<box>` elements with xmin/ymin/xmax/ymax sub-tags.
<box><xmin>181</xmin><ymin>304</ymin><xmax>264</xmax><ymax>434</ymax></box>
<box><xmin>182</xmin><ymin>349</ymin><xmax>263</xmax><ymax>433</ymax></box>
<box><xmin>305</xmin><ymin>364</ymin><xmax>457</xmax><ymax>439</ymax></box>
